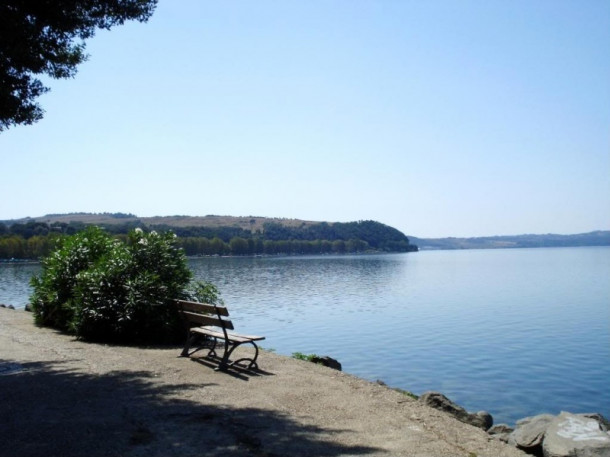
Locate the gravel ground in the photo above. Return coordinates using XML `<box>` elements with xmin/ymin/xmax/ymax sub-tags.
<box><xmin>0</xmin><ymin>308</ymin><xmax>527</xmax><ymax>457</ymax></box>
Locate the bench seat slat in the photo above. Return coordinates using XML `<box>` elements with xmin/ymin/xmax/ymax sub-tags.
<box><xmin>191</xmin><ymin>326</ymin><xmax>265</xmax><ymax>343</ymax></box>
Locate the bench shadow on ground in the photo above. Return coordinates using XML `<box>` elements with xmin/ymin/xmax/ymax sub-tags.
<box><xmin>0</xmin><ymin>359</ymin><xmax>384</xmax><ymax>457</ymax></box>
<box><xmin>188</xmin><ymin>355</ymin><xmax>274</xmax><ymax>381</ymax></box>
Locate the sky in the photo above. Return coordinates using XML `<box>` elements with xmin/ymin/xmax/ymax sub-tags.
<box><xmin>1</xmin><ymin>1</ymin><xmax>608</xmax><ymax>238</ymax></box>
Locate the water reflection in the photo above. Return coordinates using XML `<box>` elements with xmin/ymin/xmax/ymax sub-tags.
<box><xmin>189</xmin><ymin>249</ymin><xmax>610</xmax><ymax>424</ymax></box>
<box><xmin>188</xmin><ymin>254</ymin><xmax>407</xmax><ymax>321</ymax></box>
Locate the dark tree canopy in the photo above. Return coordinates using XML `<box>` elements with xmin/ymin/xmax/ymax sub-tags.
<box><xmin>0</xmin><ymin>0</ymin><xmax>157</xmax><ymax>131</ymax></box>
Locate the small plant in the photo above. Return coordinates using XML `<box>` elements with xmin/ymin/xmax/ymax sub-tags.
<box><xmin>292</xmin><ymin>352</ymin><xmax>323</xmax><ymax>363</ymax></box>
<box><xmin>376</xmin><ymin>379</ymin><xmax>419</xmax><ymax>400</ymax></box>
<box><xmin>393</xmin><ymin>387</ymin><xmax>419</xmax><ymax>400</ymax></box>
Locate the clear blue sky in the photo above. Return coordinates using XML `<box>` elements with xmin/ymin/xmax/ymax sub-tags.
<box><xmin>1</xmin><ymin>0</ymin><xmax>608</xmax><ymax>238</ymax></box>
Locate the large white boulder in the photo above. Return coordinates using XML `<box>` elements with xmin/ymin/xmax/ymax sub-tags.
<box><xmin>542</xmin><ymin>412</ymin><xmax>610</xmax><ymax>457</ymax></box>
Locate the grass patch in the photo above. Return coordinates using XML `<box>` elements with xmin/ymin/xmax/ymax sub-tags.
<box><xmin>376</xmin><ymin>380</ymin><xmax>419</xmax><ymax>400</ymax></box>
<box><xmin>393</xmin><ymin>387</ymin><xmax>419</xmax><ymax>400</ymax></box>
<box><xmin>292</xmin><ymin>352</ymin><xmax>323</xmax><ymax>364</ymax></box>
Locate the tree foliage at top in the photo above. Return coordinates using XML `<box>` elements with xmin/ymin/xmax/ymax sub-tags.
<box><xmin>0</xmin><ymin>0</ymin><xmax>157</xmax><ymax>131</ymax></box>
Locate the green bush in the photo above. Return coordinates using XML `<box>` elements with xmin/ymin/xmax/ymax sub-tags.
<box><xmin>30</xmin><ymin>226</ymin><xmax>195</xmax><ymax>344</ymax></box>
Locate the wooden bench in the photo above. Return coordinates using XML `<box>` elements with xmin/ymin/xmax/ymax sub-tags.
<box><xmin>175</xmin><ymin>299</ymin><xmax>265</xmax><ymax>371</ymax></box>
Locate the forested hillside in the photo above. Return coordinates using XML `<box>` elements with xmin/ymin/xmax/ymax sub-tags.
<box><xmin>0</xmin><ymin>213</ymin><xmax>417</xmax><ymax>259</ymax></box>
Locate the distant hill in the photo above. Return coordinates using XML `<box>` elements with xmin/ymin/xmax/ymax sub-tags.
<box><xmin>410</xmin><ymin>231</ymin><xmax>610</xmax><ymax>250</ymax></box>
<box><xmin>0</xmin><ymin>213</ymin><xmax>417</xmax><ymax>259</ymax></box>
<box><xmin>5</xmin><ymin>212</ymin><xmax>319</xmax><ymax>232</ymax></box>
<box><xmin>4</xmin><ymin>213</ymin><xmax>607</xmax><ymax>254</ymax></box>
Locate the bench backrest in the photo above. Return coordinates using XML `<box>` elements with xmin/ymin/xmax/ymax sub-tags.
<box><xmin>175</xmin><ymin>299</ymin><xmax>235</xmax><ymax>332</ymax></box>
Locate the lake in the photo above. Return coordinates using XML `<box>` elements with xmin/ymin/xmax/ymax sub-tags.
<box><xmin>1</xmin><ymin>247</ymin><xmax>608</xmax><ymax>425</ymax></box>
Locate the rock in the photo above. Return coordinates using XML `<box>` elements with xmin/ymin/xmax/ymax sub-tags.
<box><xmin>473</xmin><ymin>411</ymin><xmax>494</xmax><ymax>430</ymax></box>
<box><xmin>310</xmin><ymin>356</ymin><xmax>342</xmax><ymax>371</ymax></box>
<box><xmin>508</xmin><ymin>414</ymin><xmax>555</xmax><ymax>453</ymax></box>
<box><xmin>24</xmin><ymin>304</ymin><xmax>33</xmax><ymax>312</ymax></box>
<box><xmin>488</xmin><ymin>424</ymin><xmax>515</xmax><ymax>443</ymax></box>
<box><xmin>418</xmin><ymin>391</ymin><xmax>493</xmax><ymax>430</ymax></box>
<box><xmin>581</xmin><ymin>413</ymin><xmax>610</xmax><ymax>432</ymax></box>
<box><xmin>8</xmin><ymin>304</ymin><xmax>15</xmax><ymax>309</ymax></box>
<box><xmin>542</xmin><ymin>412</ymin><xmax>610</xmax><ymax>457</ymax></box>
<box><xmin>489</xmin><ymin>423</ymin><xmax>514</xmax><ymax>434</ymax></box>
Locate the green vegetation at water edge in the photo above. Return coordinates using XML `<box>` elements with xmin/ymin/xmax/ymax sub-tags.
<box><xmin>292</xmin><ymin>352</ymin><xmax>321</xmax><ymax>361</ymax></box>
<box><xmin>0</xmin><ymin>215</ymin><xmax>417</xmax><ymax>259</ymax></box>
<box><xmin>292</xmin><ymin>352</ymin><xmax>324</xmax><ymax>365</ymax></box>
<box><xmin>29</xmin><ymin>226</ymin><xmax>218</xmax><ymax>344</ymax></box>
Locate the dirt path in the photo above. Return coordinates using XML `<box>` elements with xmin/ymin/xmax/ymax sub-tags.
<box><xmin>0</xmin><ymin>308</ymin><xmax>526</xmax><ymax>457</ymax></box>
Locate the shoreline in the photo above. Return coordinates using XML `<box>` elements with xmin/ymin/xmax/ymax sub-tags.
<box><xmin>2</xmin><ymin>303</ymin><xmax>604</xmax><ymax>427</ymax></box>
<box><xmin>0</xmin><ymin>307</ymin><xmax>527</xmax><ymax>457</ymax></box>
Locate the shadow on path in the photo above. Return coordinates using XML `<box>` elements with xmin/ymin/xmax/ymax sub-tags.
<box><xmin>188</xmin><ymin>355</ymin><xmax>274</xmax><ymax>381</ymax></box>
<box><xmin>0</xmin><ymin>359</ymin><xmax>383</xmax><ymax>457</ymax></box>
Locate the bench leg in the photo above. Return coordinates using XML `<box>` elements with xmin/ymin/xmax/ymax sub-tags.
<box><xmin>181</xmin><ymin>333</ymin><xmax>216</xmax><ymax>358</ymax></box>
<box><xmin>215</xmin><ymin>342</ymin><xmax>233</xmax><ymax>371</ymax></box>
<box><xmin>184</xmin><ymin>337</ymin><xmax>260</xmax><ymax>372</ymax></box>
<box><xmin>180</xmin><ymin>331</ymin><xmax>198</xmax><ymax>357</ymax></box>
<box><xmin>217</xmin><ymin>341</ymin><xmax>261</xmax><ymax>371</ymax></box>
<box><xmin>233</xmin><ymin>341</ymin><xmax>260</xmax><ymax>370</ymax></box>
<box><xmin>206</xmin><ymin>337</ymin><xmax>219</xmax><ymax>359</ymax></box>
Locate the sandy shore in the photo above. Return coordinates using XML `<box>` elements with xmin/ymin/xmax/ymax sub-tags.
<box><xmin>0</xmin><ymin>308</ymin><xmax>526</xmax><ymax>457</ymax></box>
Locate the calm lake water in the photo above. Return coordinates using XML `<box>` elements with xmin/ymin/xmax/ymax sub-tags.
<box><xmin>2</xmin><ymin>247</ymin><xmax>608</xmax><ymax>425</ymax></box>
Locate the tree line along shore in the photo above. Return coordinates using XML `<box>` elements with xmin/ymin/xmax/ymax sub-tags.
<box><xmin>0</xmin><ymin>218</ymin><xmax>417</xmax><ymax>260</ymax></box>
